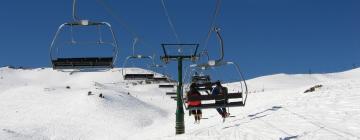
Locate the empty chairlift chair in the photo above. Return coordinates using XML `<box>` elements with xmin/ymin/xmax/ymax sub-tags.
<box><xmin>50</xmin><ymin>0</ymin><xmax>119</xmax><ymax>69</ymax></box>
<box><xmin>122</xmin><ymin>55</ymin><xmax>155</xmax><ymax>80</ymax></box>
<box><xmin>50</xmin><ymin>20</ymin><xmax>119</xmax><ymax>69</ymax></box>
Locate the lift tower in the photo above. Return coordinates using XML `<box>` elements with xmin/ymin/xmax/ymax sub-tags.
<box><xmin>160</xmin><ymin>44</ymin><xmax>199</xmax><ymax>134</ymax></box>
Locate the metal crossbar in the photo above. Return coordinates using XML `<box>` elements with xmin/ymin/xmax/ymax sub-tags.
<box><xmin>161</xmin><ymin>44</ymin><xmax>199</xmax><ymax>58</ymax></box>
<box><xmin>187</xmin><ymin>101</ymin><xmax>244</xmax><ymax>110</ymax></box>
<box><xmin>187</xmin><ymin>93</ymin><xmax>242</xmax><ymax>101</ymax></box>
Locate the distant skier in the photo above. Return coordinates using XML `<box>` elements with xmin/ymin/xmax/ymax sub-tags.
<box><xmin>211</xmin><ymin>81</ymin><xmax>230</xmax><ymax>119</ymax></box>
<box><xmin>187</xmin><ymin>83</ymin><xmax>202</xmax><ymax>123</ymax></box>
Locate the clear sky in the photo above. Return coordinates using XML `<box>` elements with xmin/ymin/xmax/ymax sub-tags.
<box><xmin>0</xmin><ymin>0</ymin><xmax>359</xmax><ymax>79</ymax></box>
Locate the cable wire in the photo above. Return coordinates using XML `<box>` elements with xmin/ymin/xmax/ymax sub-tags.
<box><xmin>202</xmin><ymin>0</ymin><xmax>222</xmax><ymax>52</ymax></box>
<box><xmin>96</xmin><ymin>0</ymin><xmax>156</xmax><ymax>56</ymax></box>
<box><xmin>96</xmin><ymin>0</ymin><xmax>139</xmax><ymax>39</ymax></box>
<box><xmin>160</xmin><ymin>0</ymin><xmax>181</xmax><ymax>43</ymax></box>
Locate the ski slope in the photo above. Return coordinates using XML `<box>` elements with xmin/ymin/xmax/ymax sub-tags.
<box><xmin>0</xmin><ymin>67</ymin><xmax>359</xmax><ymax>140</ymax></box>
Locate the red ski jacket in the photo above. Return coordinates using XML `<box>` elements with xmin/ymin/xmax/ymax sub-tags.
<box><xmin>187</xmin><ymin>91</ymin><xmax>201</xmax><ymax>106</ymax></box>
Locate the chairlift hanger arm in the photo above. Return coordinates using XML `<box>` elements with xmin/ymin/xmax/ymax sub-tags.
<box><xmin>231</xmin><ymin>61</ymin><xmax>248</xmax><ymax>104</ymax></box>
<box><xmin>73</xmin><ymin>0</ymin><xmax>79</xmax><ymax>21</ymax></box>
<box><xmin>214</xmin><ymin>27</ymin><xmax>224</xmax><ymax>63</ymax></box>
<box><xmin>132</xmin><ymin>38</ymin><xmax>139</xmax><ymax>56</ymax></box>
<box><xmin>49</xmin><ymin>23</ymin><xmax>67</xmax><ymax>60</ymax></box>
<box><xmin>203</xmin><ymin>0</ymin><xmax>222</xmax><ymax>51</ymax></box>
<box><xmin>189</xmin><ymin>27</ymin><xmax>225</xmax><ymax>69</ymax></box>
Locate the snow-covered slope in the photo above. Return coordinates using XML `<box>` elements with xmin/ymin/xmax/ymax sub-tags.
<box><xmin>0</xmin><ymin>67</ymin><xmax>359</xmax><ymax>140</ymax></box>
<box><xmin>0</xmin><ymin>67</ymin><xmax>172</xmax><ymax>140</ymax></box>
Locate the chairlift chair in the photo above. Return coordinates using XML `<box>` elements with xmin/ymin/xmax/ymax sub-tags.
<box><xmin>50</xmin><ymin>21</ymin><xmax>118</xmax><ymax>69</ymax></box>
<box><xmin>122</xmin><ymin>54</ymin><xmax>155</xmax><ymax>80</ymax></box>
<box><xmin>122</xmin><ymin>36</ymin><xmax>158</xmax><ymax>80</ymax></box>
<box><xmin>50</xmin><ymin>0</ymin><xmax>119</xmax><ymax>70</ymax></box>
<box><xmin>184</xmin><ymin>61</ymin><xmax>248</xmax><ymax>110</ymax></box>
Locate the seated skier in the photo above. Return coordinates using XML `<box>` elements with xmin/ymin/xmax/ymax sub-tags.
<box><xmin>211</xmin><ymin>80</ymin><xmax>230</xmax><ymax>118</ymax></box>
<box><xmin>187</xmin><ymin>83</ymin><xmax>202</xmax><ymax>123</ymax></box>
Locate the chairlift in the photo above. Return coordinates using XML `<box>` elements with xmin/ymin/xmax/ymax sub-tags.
<box><xmin>122</xmin><ymin>55</ymin><xmax>154</xmax><ymax>80</ymax></box>
<box><xmin>183</xmin><ymin>27</ymin><xmax>248</xmax><ymax>110</ymax></box>
<box><xmin>184</xmin><ymin>61</ymin><xmax>247</xmax><ymax>110</ymax></box>
<box><xmin>122</xmin><ymin>38</ymin><xmax>155</xmax><ymax>80</ymax></box>
<box><xmin>50</xmin><ymin>0</ymin><xmax>119</xmax><ymax>69</ymax></box>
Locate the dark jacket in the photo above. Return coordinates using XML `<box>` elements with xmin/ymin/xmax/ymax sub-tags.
<box><xmin>212</xmin><ymin>86</ymin><xmax>228</xmax><ymax>102</ymax></box>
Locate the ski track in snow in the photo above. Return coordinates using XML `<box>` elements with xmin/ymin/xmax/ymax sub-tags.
<box><xmin>0</xmin><ymin>67</ymin><xmax>360</xmax><ymax>140</ymax></box>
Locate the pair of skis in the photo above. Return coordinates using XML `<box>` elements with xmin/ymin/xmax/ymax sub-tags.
<box><xmin>193</xmin><ymin>114</ymin><xmax>235</xmax><ymax>124</ymax></box>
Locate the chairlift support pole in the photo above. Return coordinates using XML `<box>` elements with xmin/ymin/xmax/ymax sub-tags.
<box><xmin>161</xmin><ymin>44</ymin><xmax>199</xmax><ymax>135</ymax></box>
<box><xmin>176</xmin><ymin>57</ymin><xmax>184</xmax><ymax>134</ymax></box>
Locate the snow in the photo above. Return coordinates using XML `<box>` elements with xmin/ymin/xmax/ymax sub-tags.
<box><xmin>0</xmin><ymin>67</ymin><xmax>359</xmax><ymax>140</ymax></box>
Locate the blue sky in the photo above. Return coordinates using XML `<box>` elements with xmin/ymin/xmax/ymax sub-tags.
<box><xmin>0</xmin><ymin>0</ymin><xmax>359</xmax><ymax>79</ymax></box>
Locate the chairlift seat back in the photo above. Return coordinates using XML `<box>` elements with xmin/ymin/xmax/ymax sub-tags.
<box><xmin>152</xmin><ymin>77</ymin><xmax>169</xmax><ymax>81</ymax></box>
<box><xmin>159</xmin><ymin>84</ymin><xmax>175</xmax><ymax>88</ymax></box>
<box><xmin>192</xmin><ymin>75</ymin><xmax>211</xmax><ymax>83</ymax></box>
<box><xmin>52</xmin><ymin>57</ymin><xmax>113</xmax><ymax>69</ymax></box>
<box><xmin>123</xmin><ymin>74</ymin><xmax>154</xmax><ymax>80</ymax></box>
<box><xmin>187</xmin><ymin>93</ymin><xmax>242</xmax><ymax>101</ymax></box>
<box><xmin>187</xmin><ymin>101</ymin><xmax>244</xmax><ymax>110</ymax></box>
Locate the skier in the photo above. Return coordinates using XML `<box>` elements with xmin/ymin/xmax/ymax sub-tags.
<box><xmin>187</xmin><ymin>83</ymin><xmax>202</xmax><ymax>123</ymax></box>
<box><xmin>211</xmin><ymin>80</ymin><xmax>230</xmax><ymax>119</ymax></box>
